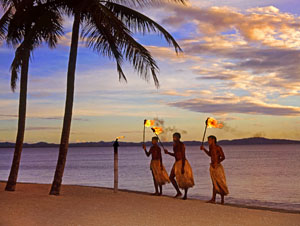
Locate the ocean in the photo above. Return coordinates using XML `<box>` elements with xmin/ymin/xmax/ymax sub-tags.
<box><xmin>0</xmin><ymin>144</ymin><xmax>299</xmax><ymax>211</ymax></box>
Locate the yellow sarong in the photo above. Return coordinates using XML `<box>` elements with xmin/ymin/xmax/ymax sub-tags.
<box><xmin>150</xmin><ymin>160</ymin><xmax>170</xmax><ymax>185</ymax></box>
<box><xmin>173</xmin><ymin>160</ymin><xmax>195</xmax><ymax>189</ymax></box>
<box><xmin>210</xmin><ymin>163</ymin><xmax>229</xmax><ymax>195</ymax></box>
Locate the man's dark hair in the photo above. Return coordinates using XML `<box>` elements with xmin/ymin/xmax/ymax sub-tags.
<box><xmin>208</xmin><ymin>135</ymin><xmax>217</xmax><ymax>143</ymax></box>
<box><xmin>152</xmin><ymin>137</ymin><xmax>159</xmax><ymax>141</ymax></box>
<box><xmin>173</xmin><ymin>132</ymin><xmax>181</xmax><ymax>139</ymax></box>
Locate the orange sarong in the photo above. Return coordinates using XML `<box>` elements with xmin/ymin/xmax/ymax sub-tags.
<box><xmin>209</xmin><ymin>163</ymin><xmax>229</xmax><ymax>195</ymax></box>
<box><xmin>172</xmin><ymin>160</ymin><xmax>195</xmax><ymax>189</ymax></box>
<box><xmin>150</xmin><ymin>160</ymin><xmax>170</xmax><ymax>185</ymax></box>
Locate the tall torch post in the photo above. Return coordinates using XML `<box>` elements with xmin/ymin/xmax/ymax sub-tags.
<box><xmin>201</xmin><ymin>118</ymin><xmax>209</xmax><ymax>146</ymax></box>
<box><xmin>201</xmin><ymin>117</ymin><xmax>223</xmax><ymax>146</ymax></box>
<box><xmin>143</xmin><ymin>119</ymin><xmax>146</xmax><ymax>144</ymax></box>
<box><xmin>113</xmin><ymin>139</ymin><xmax>119</xmax><ymax>193</ymax></box>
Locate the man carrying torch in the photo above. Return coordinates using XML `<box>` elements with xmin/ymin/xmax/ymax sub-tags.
<box><xmin>143</xmin><ymin>137</ymin><xmax>170</xmax><ymax>196</ymax></box>
<box><xmin>200</xmin><ymin>118</ymin><xmax>229</xmax><ymax>204</ymax></box>
<box><xmin>164</xmin><ymin>132</ymin><xmax>194</xmax><ymax>200</ymax></box>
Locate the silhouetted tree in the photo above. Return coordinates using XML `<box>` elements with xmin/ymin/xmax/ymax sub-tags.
<box><xmin>0</xmin><ymin>0</ymin><xmax>63</xmax><ymax>191</ymax></box>
<box><xmin>49</xmin><ymin>0</ymin><xmax>186</xmax><ymax>195</ymax></box>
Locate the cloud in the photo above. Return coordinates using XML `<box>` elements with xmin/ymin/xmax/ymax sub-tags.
<box><xmin>146</xmin><ymin>46</ymin><xmax>188</xmax><ymax>63</ymax></box>
<box><xmin>57</xmin><ymin>32</ymin><xmax>85</xmax><ymax>47</ymax></box>
<box><xmin>147</xmin><ymin>4</ymin><xmax>300</xmax><ymax>104</ymax></box>
<box><xmin>162</xmin><ymin>5</ymin><xmax>300</xmax><ymax>47</ymax></box>
<box><xmin>0</xmin><ymin>114</ymin><xmax>88</xmax><ymax>121</ymax></box>
<box><xmin>26</xmin><ymin>127</ymin><xmax>60</xmax><ymax>131</ymax></box>
<box><xmin>169</xmin><ymin>96</ymin><xmax>300</xmax><ymax>116</ymax></box>
<box><xmin>0</xmin><ymin>114</ymin><xmax>18</xmax><ymax>118</ymax></box>
<box><xmin>160</xmin><ymin>89</ymin><xmax>191</xmax><ymax>97</ymax></box>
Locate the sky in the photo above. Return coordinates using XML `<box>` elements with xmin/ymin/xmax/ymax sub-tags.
<box><xmin>1</xmin><ymin>0</ymin><xmax>300</xmax><ymax>143</ymax></box>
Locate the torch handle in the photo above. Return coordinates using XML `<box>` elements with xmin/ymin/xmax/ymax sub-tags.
<box><xmin>143</xmin><ymin>124</ymin><xmax>146</xmax><ymax>144</ymax></box>
<box><xmin>154</xmin><ymin>133</ymin><xmax>165</xmax><ymax>150</ymax></box>
<box><xmin>201</xmin><ymin>125</ymin><xmax>208</xmax><ymax>146</ymax></box>
<box><xmin>143</xmin><ymin>119</ymin><xmax>147</xmax><ymax>144</ymax></box>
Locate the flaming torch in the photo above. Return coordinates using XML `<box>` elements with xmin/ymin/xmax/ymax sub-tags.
<box><xmin>151</xmin><ymin>126</ymin><xmax>165</xmax><ymax>150</ymax></box>
<box><xmin>143</xmin><ymin>119</ymin><xmax>155</xmax><ymax>144</ymax></box>
<box><xmin>201</xmin><ymin>117</ymin><xmax>223</xmax><ymax>146</ymax></box>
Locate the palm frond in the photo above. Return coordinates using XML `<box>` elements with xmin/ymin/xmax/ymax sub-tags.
<box><xmin>84</xmin><ymin>18</ymin><xmax>127</xmax><ymax>82</ymax></box>
<box><xmin>6</xmin><ymin>0</ymin><xmax>64</xmax><ymax>91</ymax></box>
<box><xmin>0</xmin><ymin>0</ymin><xmax>14</xmax><ymax>10</ymax></box>
<box><xmin>0</xmin><ymin>6</ymin><xmax>12</xmax><ymax>39</ymax></box>
<box><xmin>102</xmin><ymin>0</ymin><xmax>187</xmax><ymax>7</ymax></box>
<box><xmin>82</xmin><ymin>2</ymin><xmax>160</xmax><ymax>87</ymax></box>
<box><xmin>105</xmin><ymin>2</ymin><xmax>182</xmax><ymax>53</ymax></box>
<box><xmin>10</xmin><ymin>45</ymin><xmax>23</xmax><ymax>91</ymax></box>
<box><xmin>26</xmin><ymin>5</ymin><xmax>64</xmax><ymax>48</ymax></box>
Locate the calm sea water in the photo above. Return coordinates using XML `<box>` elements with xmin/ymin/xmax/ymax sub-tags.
<box><xmin>0</xmin><ymin>145</ymin><xmax>300</xmax><ymax>211</ymax></box>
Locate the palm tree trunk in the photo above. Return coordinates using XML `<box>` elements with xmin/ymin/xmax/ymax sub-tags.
<box><xmin>5</xmin><ymin>50</ymin><xmax>30</xmax><ymax>191</ymax></box>
<box><xmin>49</xmin><ymin>12</ymin><xmax>80</xmax><ymax>195</ymax></box>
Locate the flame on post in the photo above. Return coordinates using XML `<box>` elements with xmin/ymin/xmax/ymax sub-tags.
<box><xmin>116</xmin><ymin>136</ymin><xmax>125</xmax><ymax>140</ymax></box>
<box><xmin>152</xmin><ymin>127</ymin><xmax>163</xmax><ymax>135</ymax></box>
<box><xmin>207</xmin><ymin>117</ymin><xmax>223</xmax><ymax>128</ymax></box>
<box><xmin>144</xmin><ymin>120</ymin><xmax>155</xmax><ymax>127</ymax></box>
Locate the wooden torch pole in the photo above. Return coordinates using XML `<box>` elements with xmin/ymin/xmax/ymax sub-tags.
<box><xmin>113</xmin><ymin>139</ymin><xmax>119</xmax><ymax>193</ymax></box>
<box><xmin>143</xmin><ymin>119</ymin><xmax>146</xmax><ymax>144</ymax></box>
<box><xmin>201</xmin><ymin>118</ymin><xmax>209</xmax><ymax>146</ymax></box>
<box><xmin>151</xmin><ymin>128</ymin><xmax>165</xmax><ymax>150</ymax></box>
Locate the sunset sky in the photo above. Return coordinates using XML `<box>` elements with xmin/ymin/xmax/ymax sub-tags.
<box><xmin>1</xmin><ymin>0</ymin><xmax>300</xmax><ymax>143</ymax></box>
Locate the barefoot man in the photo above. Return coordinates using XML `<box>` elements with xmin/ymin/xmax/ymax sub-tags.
<box><xmin>201</xmin><ymin>135</ymin><xmax>229</xmax><ymax>204</ymax></box>
<box><xmin>164</xmin><ymin>132</ymin><xmax>194</xmax><ymax>200</ymax></box>
<box><xmin>143</xmin><ymin>137</ymin><xmax>170</xmax><ymax>196</ymax></box>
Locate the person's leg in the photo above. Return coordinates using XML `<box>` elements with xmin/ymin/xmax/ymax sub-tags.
<box><xmin>151</xmin><ymin>171</ymin><xmax>159</xmax><ymax>195</ymax></box>
<box><xmin>221</xmin><ymin>194</ymin><xmax>225</xmax><ymax>204</ymax></box>
<box><xmin>159</xmin><ymin>185</ymin><xmax>162</xmax><ymax>196</ymax></box>
<box><xmin>183</xmin><ymin>188</ymin><xmax>188</xmax><ymax>200</ymax></box>
<box><xmin>207</xmin><ymin>187</ymin><xmax>216</xmax><ymax>203</ymax></box>
<box><xmin>170</xmin><ymin>168</ymin><xmax>182</xmax><ymax>197</ymax></box>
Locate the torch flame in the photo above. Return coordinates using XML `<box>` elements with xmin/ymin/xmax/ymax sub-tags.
<box><xmin>144</xmin><ymin>120</ymin><xmax>155</xmax><ymax>127</ymax></box>
<box><xmin>116</xmin><ymin>136</ymin><xmax>125</xmax><ymax>140</ymax></box>
<box><xmin>206</xmin><ymin>117</ymin><xmax>223</xmax><ymax>128</ymax></box>
<box><xmin>152</xmin><ymin>127</ymin><xmax>163</xmax><ymax>135</ymax></box>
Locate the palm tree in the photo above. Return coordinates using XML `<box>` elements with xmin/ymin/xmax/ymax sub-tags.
<box><xmin>0</xmin><ymin>0</ymin><xmax>63</xmax><ymax>191</ymax></box>
<box><xmin>49</xmin><ymin>0</ymin><xmax>186</xmax><ymax>195</ymax></box>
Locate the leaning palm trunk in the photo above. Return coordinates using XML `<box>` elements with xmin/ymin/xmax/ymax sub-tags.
<box><xmin>49</xmin><ymin>12</ymin><xmax>80</xmax><ymax>195</ymax></box>
<box><xmin>5</xmin><ymin>50</ymin><xmax>30</xmax><ymax>191</ymax></box>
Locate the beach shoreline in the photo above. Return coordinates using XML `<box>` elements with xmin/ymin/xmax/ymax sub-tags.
<box><xmin>1</xmin><ymin>182</ymin><xmax>299</xmax><ymax>226</ymax></box>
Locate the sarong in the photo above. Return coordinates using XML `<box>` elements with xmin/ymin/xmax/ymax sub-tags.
<box><xmin>150</xmin><ymin>160</ymin><xmax>170</xmax><ymax>185</ymax></box>
<box><xmin>172</xmin><ymin>160</ymin><xmax>195</xmax><ymax>189</ymax></box>
<box><xmin>209</xmin><ymin>163</ymin><xmax>229</xmax><ymax>195</ymax></box>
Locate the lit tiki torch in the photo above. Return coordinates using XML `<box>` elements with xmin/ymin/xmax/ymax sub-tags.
<box><xmin>201</xmin><ymin>117</ymin><xmax>223</xmax><ymax>146</ymax></box>
<box><xmin>113</xmin><ymin>136</ymin><xmax>125</xmax><ymax>193</ymax></box>
<box><xmin>151</xmin><ymin>126</ymin><xmax>165</xmax><ymax>150</ymax></box>
<box><xmin>143</xmin><ymin>119</ymin><xmax>155</xmax><ymax>144</ymax></box>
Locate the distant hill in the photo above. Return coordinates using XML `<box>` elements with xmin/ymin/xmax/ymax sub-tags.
<box><xmin>0</xmin><ymin>137</ymin><xmax>299</xmax><ymax>148</ymax></box>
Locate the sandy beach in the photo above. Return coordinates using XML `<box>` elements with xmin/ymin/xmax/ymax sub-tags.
<box><xmin>0</xmin><ymin>182</ymin><xmax>299</xmax><ymax>226</ymax></box>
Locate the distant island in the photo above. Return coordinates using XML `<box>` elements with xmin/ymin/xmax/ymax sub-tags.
<box><xmin>0</xmin><ymin>137</ymin><xmax>300</xmax><ymax>148</ymax></box>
